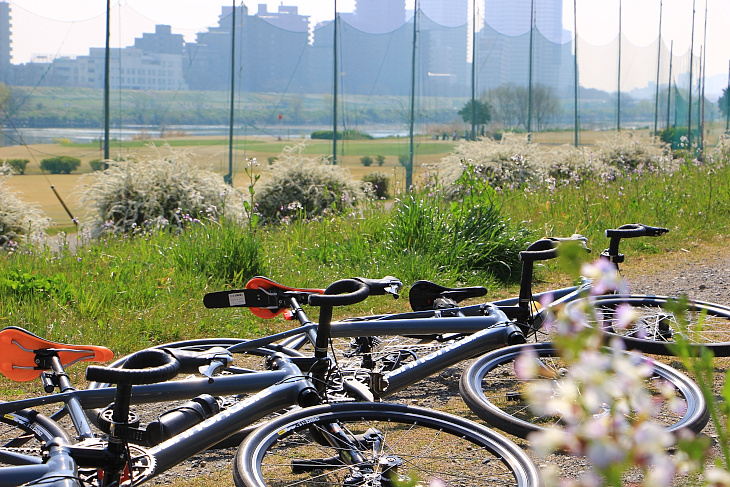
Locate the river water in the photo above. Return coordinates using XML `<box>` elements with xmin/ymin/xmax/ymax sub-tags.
<box><xmin>1</xmin><ymin>124</ymin><xmax>409</xmax><ymax>146</ymax></box>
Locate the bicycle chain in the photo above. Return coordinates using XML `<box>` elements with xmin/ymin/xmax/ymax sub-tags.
<box><xmin>0</xmin><ymin>446</ymin><xmax>42</xmax><ymax>456</ymax></box>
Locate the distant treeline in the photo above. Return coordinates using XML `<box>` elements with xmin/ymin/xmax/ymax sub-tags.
<box><xmin>1</xmin><ymin>86</ymin><xmax>458</xmax><ymax>129</ymax></box>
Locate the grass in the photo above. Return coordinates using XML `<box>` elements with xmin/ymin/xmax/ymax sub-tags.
<box><xmin>2</xmin><ymin>136</ymin><xmax>730</xmax><ymax>485</ymax></box>
<box><xmin>2</xmin><ymin>154</ymin><xmax>728</xmax><ymax>356</ymax></box>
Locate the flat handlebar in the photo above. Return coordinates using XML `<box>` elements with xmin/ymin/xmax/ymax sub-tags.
<box><xmin>85</xmin><ymin>349</ymin><xmax>180</xmax><ymax>385</ymax></box>
<box><xmin>605</xmin><ymin>223</ymin><xmax>669</xmax><ymax>238</ymax></box>
<box><xmin>308</xmin><ymin>279</ymin><xmax>370</xmax><ymax>307</ymax></box>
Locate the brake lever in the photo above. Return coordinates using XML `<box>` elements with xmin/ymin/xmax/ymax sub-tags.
<box><xmin>383</xmin><ymin>279</ymin><xmax>403</xmax><ymax>299</ymax></box>
<box><xmin>198</xmin><ymin>350</ymin><xmax>234</xmax><ymax>383</ymax></box>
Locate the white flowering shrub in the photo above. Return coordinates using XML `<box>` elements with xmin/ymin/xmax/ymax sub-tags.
<box><xmin>593</xmin><ymin>132</ymin><xmax>675</xmax><ymax>173</ymax></box>
<box><xmin>254</xmin><ymin>142</ymin><xmax>367</xmax><ymax>224</ymax></box>
<box><xmin>77</xmin><ymin>149</ymin><xmax>244</xmax><ymax>235</ymax></box>
<box><xmin>0</xmin><ymin>166</ymin><xmax>50</xmax><ymax>251</ymax></box>
<box><xmin>435</xmin><ymin>132</ymin><xmax>677</xmax><ymax>197</ymax></box>
<box><xmin>710</xmin><ymin>134</ymin><xmax>730</xmax><ymax>165</ymax></box>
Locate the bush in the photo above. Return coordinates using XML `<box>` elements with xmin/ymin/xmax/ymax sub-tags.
<box><xmin>0</xmin><ymin>169</ymin><xmax>50</xmax><ymax>250</ymax></box>
<box><xmin>376</xmin><ymin>155</ymin><xmax>386</xmax><ymax>166</ymax></box>
<box><xmin>360</xmin><ymin>156</ymin><xmax>373</xmax><ymax>167</ymax></box>
<box><xmin>436</xmin><ymin>132</ymin><xmax>676</xmax><ymax>198</ymax></box>
<box><xmin>658</xmin><ymin>126</ymin><xmax>700</xmax><ymax>150</ymax></box>
<box><xmin>89</xmin><ymin>159</ymin><xmax>108</xmax><ymax>172</ymax></box>
<box><xmin>7</xmin><ymin>159</ymin><xmax>29</xmax><ymax>175</ymax></box>
<box><xmin>77</xmin><ymin>150</ymin><xmax>245</xmax><ymax>235</ymax></box>
<box><xmin>594</xmin><ymin>131</ymin><xmax>674</xmax><ymax>172</ymax></box>
<box><xmin>40</xmin><ymin>156</ymin><xmax>81</xmax><ymax>174</ymax></box>
<box><xmin>310</xmin><ymin>129</ymin><xmax>373</xmax><ymax>140</ymax></box>
<box><xmin>254</xmin><ymin>143</ymin><xmax>366</xmax><ymax>224</ymax></box>
<box><xmin>362</xmin><ymin>172</ymin><xmax>390</xmax><ymax>199</ymax></box>
<box><xmin>398</xmin><ymin>154</ymin><xmax>409</xmax><ymax>167</ymax></box>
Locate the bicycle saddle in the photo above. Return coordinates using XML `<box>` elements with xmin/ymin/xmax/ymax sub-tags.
<box><xmin>409</xmin><ymin>281</ymin><xmax>488</xmax><ymax>311</ymax></box>
<box><xmin>0</xmin><ymin>326</ymin><xmax>114</xmax><ymax>382</ymax></box>
<box><xmin>203</xmin><ymin>277</ymin><xmax>325</xmax><ymax>319</ymax></box>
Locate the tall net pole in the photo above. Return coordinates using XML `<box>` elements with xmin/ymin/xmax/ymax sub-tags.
<box><xmin>225</xmin><ymin>1</ymin><xmax>236</xmax><ymax>185</ymax></box>
<box><xmin>666</xmin><ymin>41</ymin><xmax>673</xmax><ymax>131</ymax></box>
<box><xmin>688</xmin><ymin>0</ymin><xmax>696</xmax><ymax>148</ymax></box>
<box><xmin>527</xmin><ymin>0</ymin><xmax>535</xmax><ymax>135</ymax></box>
<box><xmin>653</xmin><ymin>0</ymin><xmax>663</xmax><ymax>137</ymax></box>
<box><xmin>470</xmin><ymin>0</ymin><xmax>476</xmax><ymax>141</ymax></box>
<box><xmin>407</xmin><ymin>1</ymin><xmax>418</xmax><ymax>190</ymax></box>
<box><xmin>700</xmin><ymin>0</ymin><xmax>708</xmax><ymax>151</ymax></box>
<box><xmin>573</xmin><ymin>0</ymin><xmax>579</xmax><ymax>147</ymax></box>
<box><xmin>104</xmin><ymin>0</ymin><xmax>110</xmax><ymax>161</ymax></box>
<box><xmin>726</xmin><ymin>60</ymin><xmax>730</xmax><ymax>132</ymax></box>
<box><xmin>332</xmin><ymin>1</ymin><xmax>338</xmax><ymax>165</ymax></box>
<box><xmin>617</xmin><ymin>0</ymin><xmax>622</xmax><ymax>132</ymax></box>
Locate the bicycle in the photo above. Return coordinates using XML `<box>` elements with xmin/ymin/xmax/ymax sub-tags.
<box><xmin>81</xmin><ymin>225</ymin><xmax>713</xmax><ymax>449</ymax></box>
<box><xmin>0</xmin><ymin>277</ymin><xmax>542</xmax><ymax>487</ymax></box>
<box><xmin>300</xmin><ymin>224</ymin><xmax>719</xmax><ymax>440</ymax></box>
<box><xmin>121</xmin><ymin>261</ymin><xmax>707</xmax><ymax>448</ymax></box>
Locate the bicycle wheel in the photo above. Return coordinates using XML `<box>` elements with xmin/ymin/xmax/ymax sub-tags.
<box><xmin>566</xmin><ymin>295</ymin><xmax>730</xmax><ymax>357</ymax></box>
<box><xmin>234</xmin><ymin>401</ymin><xmax>541</xmax><ymax>487</ymax></box>
<box><xmin>0</xmin><ymin>407</ymin><xmax>71</xmax><ymax>466</ymax></box>
<box><xmin>460</xmin><ymin>343</ymin><xmax>708</xmax><ymax>441</ymax></box>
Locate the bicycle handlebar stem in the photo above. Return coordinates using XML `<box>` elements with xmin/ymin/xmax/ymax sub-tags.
<box><xmin>313</xmin><ymin>280</ymin><xmax>370</xmax><ymax>361</ymax></box>
<box><xmin>603</xmin><ymin>223</ymin><xmax>669</xmax><ymax>269</ymax></box>
<box><xmin>517</xmin><ymin>235</ymin><xmax>590</xmax><ymax>315</ymax></box>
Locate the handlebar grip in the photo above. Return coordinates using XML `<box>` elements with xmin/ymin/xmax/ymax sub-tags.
<box><xmin>519</xmin><ymin>238</ymin><xmax>558</xmax><ymax>261</ymax></box>
<box><xmin>308</xmin><ymin>279</ymin><xmax>370</xmax><ymax>307</ymax></box>
<box><xmin>86</xmin><ymin>349</ymin><xmax>180</xmax><ymax>385</ymax></box>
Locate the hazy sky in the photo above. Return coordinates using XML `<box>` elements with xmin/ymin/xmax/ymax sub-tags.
<box><xmin>5</xmin><ymin>0</ymin><xmax>730</xmax><ymax>78</ymax></box>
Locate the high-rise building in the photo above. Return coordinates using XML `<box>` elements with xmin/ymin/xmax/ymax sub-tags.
<box><xmin>418</xmin><ymin>0</ymin><xmax>470</xmax><ymax>96</ymax></box>
<box><xmin>134</xmin><ymin>24</ymin><xmax>185</xmax><ymax>56</ymax></box>
<box><xmin>184</xmin><ymin>5</ymin><xmax>310</xmax><ymax>92</ymax></box>
<box><xmin>478</xmin><ymin>0</ymin><xmax>570</xmax><ymax>93</ymax></box>
<box><xmin>349</xmin><ymin>0</ymin><xmax>406</xmax><ymax>33</ymax></box>
<box><xmin>484</xmin><ymin>0</ymin><xmax>563</xmax><ymax>43</ymax></box>
<box><xmin>0</xmin><ymin>1</ymin><xmax>11</xmax><ymax>82</ymax></box>
<box><xmin>420</xmin><ymin>0</ymin><xmax>468</xmax><ymax>27</ymax></box>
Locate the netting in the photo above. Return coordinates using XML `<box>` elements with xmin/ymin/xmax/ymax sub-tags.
<box><xmin>0</xmin><ymin>0</ymin><xmax>726</xmax><ymax>152</ymax></box>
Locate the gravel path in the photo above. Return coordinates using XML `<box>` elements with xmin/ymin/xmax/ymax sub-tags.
<box><xmin>144</xmin><ymin>246</ymin><xmax>730</xmax><ymax>485</ymax></box>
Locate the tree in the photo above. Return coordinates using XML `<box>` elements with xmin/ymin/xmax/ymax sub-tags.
<box><xmin>485</xmin><ymin>83</ymin><xmax>559</xmax><ymax>131</ymax></box>
<box><xmin>8</xmin><ymin>159</ymin><xmax>29</xmax><ymax>175</ymax></box>
<box><xmin>718</xmin><ymin>87</ymin><xmax>730</xmax><ymax>121</ymax></box>
<box><xmin>458</xmin><ymin>99</ymin><xmax>491</xmax><ymax>139</ymax></box>
<box><xmin>40</xmin><ymin>156</ymin><xmax>81</xmax><ymax>174</ymax></box>
<box><xmin>0</xmin><ymin>83</ymin><xmax>9</xmax><ymax>108</ymax></box>
<box><xmin>531</xmin><ymin>84</ymin><xmax>560</xmax><ymax>131</ymax></box>
<box><xmin>486</xmin><ymin>84</ymin><xmax>527</xmax><ymax>129</ymax></box>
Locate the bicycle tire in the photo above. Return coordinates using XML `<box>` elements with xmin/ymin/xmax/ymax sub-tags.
<box><xmin>564</xmin><ymin>295</ymin><xmax>730</xmax><ymax>356</ymax></box>
<box><xmin>0</xmin><ymin>406</ymin><xmax>71</xmax><ymax>466</ymax></box>
<box><xmin>234</xmin><ymin>401</ymin><xmax>542</xmax><ymax>487</ymax></box>
<box><xmin>459</xmin><ymin>343</ymin><xmax>708</xmax><ymax>441</ymax></box>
